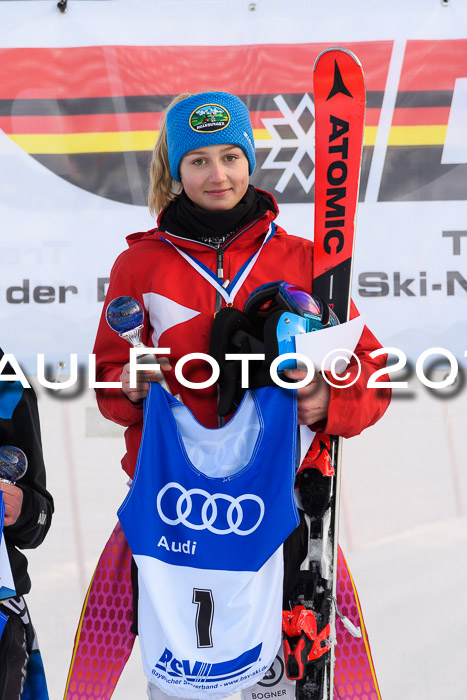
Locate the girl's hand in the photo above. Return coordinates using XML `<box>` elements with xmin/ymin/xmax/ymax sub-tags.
<box><xmin>120</xmin><ymin>358</ymin><xmax>172</xmax><ymax>403</ymax></box>
<box><xmin>1</xmin><ymin>483</ymin><xmax>24</xmax><ymax>526</ymax></box>
<box><xmin>283</xmin><ymin>368</ymin><xmax>330</xmax><ymax>426</ymax></box>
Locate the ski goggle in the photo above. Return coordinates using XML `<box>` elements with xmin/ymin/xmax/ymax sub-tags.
<box><xmin>276</xmin><ymin>282</ymin><xmax>323</xmax><ymax>321</ymax></box>
<box><xmin>244</xmin><ymin>281</ymin><xmax>337</xmax><ymax>332</ymax></box>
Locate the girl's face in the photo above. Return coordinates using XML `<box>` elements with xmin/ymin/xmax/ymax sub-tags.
<box><xmin>179</xmin><ymin>144</ymin><xmax>249</xmax><ymax>211</ymax></box>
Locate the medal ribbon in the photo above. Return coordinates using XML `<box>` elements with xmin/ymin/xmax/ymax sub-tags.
<box><xmin>160</xmin><ymin>223</ymin><xmax>276</xmax><ymax>305</ymax></box>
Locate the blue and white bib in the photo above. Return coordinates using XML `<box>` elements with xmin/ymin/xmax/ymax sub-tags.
<box><xmin>118</xmin><ymin>383</ymin><xmax>299</xmax><ymax>699</ymax></box>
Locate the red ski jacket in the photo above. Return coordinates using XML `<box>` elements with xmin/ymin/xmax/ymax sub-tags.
<box><xmin>93</xmin><ymin>190</ymin><xmax>390</xmax><ymax>478</ymax></box>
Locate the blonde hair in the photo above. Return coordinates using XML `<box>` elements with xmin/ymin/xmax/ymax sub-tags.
<box><xmin>148</xmin><ymin>93</ymin><xmax>191</xmax><ymax>217</ymax></box>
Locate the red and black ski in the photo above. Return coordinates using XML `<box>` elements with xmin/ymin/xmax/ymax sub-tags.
<box><xmin>283</xmin><ymin>48</ymin><xmax>366</xmax><ymax>700</ymax></box>
<box><xmin>312</xmin><ymin>47</ymin><xmax>365</xmax><ymax>324</ymax></box>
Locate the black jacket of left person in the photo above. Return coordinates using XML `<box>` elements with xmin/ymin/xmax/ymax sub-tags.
<box><xmin>0</xmin><ymin>349</ymin><xmax>54</xmax><ymax>596</ymax></box>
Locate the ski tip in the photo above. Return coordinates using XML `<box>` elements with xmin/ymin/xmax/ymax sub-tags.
<box><xmin>313</xmin><ymin>46</ymin><xmax>362</xmax><ymax>72</ymax></box>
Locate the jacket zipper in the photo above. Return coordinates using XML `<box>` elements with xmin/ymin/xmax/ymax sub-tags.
<box><xmin>214</xmin><ymin>217</ymin><xmax>264</xmax><ymax>314</ymax></box>
<box><xmin>164</xmin><ymin>216</ymin><xmax>263</xmax><ymax>315</ymax></box>
<box><xmin>215</xmin><ymin>246</ymin><xmax>224</xmax><ymax>314</ymax></box>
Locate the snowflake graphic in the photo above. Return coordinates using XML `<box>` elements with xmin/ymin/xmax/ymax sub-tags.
<box><xmin>255</xmin><ymin>94</ymin><xmax>316</xmax><ymax>193</ymax></box>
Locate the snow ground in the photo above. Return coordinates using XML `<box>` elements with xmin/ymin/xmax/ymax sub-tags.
<box><xmin>21</xmin><ymin>372</ymin><xmax>467</xmax><ymax>699</ymax></box>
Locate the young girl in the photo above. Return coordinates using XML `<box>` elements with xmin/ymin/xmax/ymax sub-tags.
<box><xmin>91</xmin><ymin>91</ymin><xmax>390</xmax><ymax>699</ymax></box>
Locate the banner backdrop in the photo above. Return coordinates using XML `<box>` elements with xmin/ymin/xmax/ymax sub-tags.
<box><xmin>0</xmin><ymin>0</ymin><xmax>466</xmax><ymax>373</ymax></box>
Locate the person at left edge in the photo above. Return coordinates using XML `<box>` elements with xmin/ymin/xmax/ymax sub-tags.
<box><xmin>0</xmin><ymin>348</ymin><xmax>54</xmax><ymax>699</ymax></box>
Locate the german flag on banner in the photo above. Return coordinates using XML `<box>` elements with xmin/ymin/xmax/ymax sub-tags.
<box><xmin>0</xmin><ymin>42</ymin><xmax>391</xmax><ymax>205</ymax></box>
<box><xmin>379</xmin><ymin>39</ymin><xmax>467</xmax><ymax>201</ymax></box>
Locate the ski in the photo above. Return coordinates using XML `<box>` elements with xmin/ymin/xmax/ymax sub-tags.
<box><xmin>284</xmin><ymin>48</ymin><xmax>366</xmax><ymax>700</ymax></box>
<box><xmin>312</xmin><ymin>47</ymin><xmax>365</xmax><ymax>323</ymax></box>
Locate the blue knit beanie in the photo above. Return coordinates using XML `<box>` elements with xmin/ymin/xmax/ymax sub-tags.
<box><xmin>166</xmin><ymin>92</ymin><xmax>256</xmax><ymax>183</ymax></box>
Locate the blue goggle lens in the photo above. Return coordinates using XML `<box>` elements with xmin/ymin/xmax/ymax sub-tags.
<box><xmin>280</xmin><ymin>283</ymin><xmax>322</xmax><ymax>319</ymax></box>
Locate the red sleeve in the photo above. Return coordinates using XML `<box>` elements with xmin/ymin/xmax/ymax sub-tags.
<box><xmin>92</xmin><ymin>249</ymin><xmax>149</xmax><ymax>427</ymax></box>
<box><xmin>312</xmin><ymin>300</ymin><xmax>391</xmax><ymax>438</ymax></box>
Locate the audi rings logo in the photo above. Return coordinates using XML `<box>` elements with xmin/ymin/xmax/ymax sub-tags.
<box><xmin>156</xmin><ymin>482</ymin><xmax>265</xmax><ymax>536</ymax></box>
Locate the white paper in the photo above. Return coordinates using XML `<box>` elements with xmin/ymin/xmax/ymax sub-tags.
<box><xmin>294</xmin><ymin>316</ymin><xmax>365</xmax><ymax>374</ymax></box>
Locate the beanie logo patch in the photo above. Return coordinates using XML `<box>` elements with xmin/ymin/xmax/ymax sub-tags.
<box><xmin>189</xmin><ymin>103</ymin><xmax>231</xmax><ymax>133</ymax></box>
